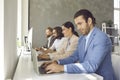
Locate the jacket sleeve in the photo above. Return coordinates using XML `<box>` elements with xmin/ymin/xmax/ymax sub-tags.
<box><xmin>63</xmin><ymin>34</ymin><xmax>112</xmax><ymax>73</ymax></box>
<box><xmin>58</xmin><ymin>47</ymin><xmax>79</xmax><ymax>65</ymax></box>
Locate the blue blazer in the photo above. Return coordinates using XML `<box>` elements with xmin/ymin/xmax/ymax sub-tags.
<box><xmin>59</xmin><ymin>27</ymin><xmax>116</xmax><ymax>80</ymax></box>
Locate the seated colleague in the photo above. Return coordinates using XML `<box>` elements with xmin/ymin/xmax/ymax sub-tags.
<box><xmin>43</xmin><ymin>9</ymin><xmax>116</xmax><ymax>80</ymax></box>
<box><xmin>45</xmin><ymin>26</ymin><xmax>64</xmax><ymax>53</ymax></box>
<box><xmin>35</xmin><ymin>27</ymin><xmax>55</xmax><ymax>51</ymax></box>
<box><xmin>38</xmin><ymin>21</ymin><xmax>79</xmax><ymax>60</ymax></box>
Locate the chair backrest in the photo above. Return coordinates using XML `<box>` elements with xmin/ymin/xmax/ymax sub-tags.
<box><xmin>111</xmin><ymin>53</ymin><xmax>120</xmax><ymax>80</ymax></box>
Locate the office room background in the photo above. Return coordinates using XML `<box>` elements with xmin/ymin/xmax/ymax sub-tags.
<box><xmin>30</xmin><ymin>0</ymin><xmax>113</xmax><ymax>48</ymax></box>
<box><xmin>2</xmin><ymin>0</ymin><xmax>119</xmax><ymax>80</ymax></box>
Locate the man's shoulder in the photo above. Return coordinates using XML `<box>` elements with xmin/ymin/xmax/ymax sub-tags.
<box><xmin>92</xmin><ymin>27</ymin><xmax>108</xmax><ymax>38</ymax></box>
<box><xmin>92</xmin><ymin>27</ymin><xmax>111</xmax><ymax>44</ymax></box>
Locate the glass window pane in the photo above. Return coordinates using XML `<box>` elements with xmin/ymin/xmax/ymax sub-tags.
<box><xmin>114</xmin><ymin>10</ymin><xmax>119</xmax><ymax>28</ymax></box>
<box><xmin>114</xmin><ymin>0</ymin><xmax>120</xmax><ymax>8</ymax></box>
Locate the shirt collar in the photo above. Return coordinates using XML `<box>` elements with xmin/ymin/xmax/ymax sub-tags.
<box><xmin>85</xmin><ymin>27</ymin><xmax>95</xmax><ymax>40</ymax></box>
<box><xmin>48</xmin><ymin>36</ymin><xmax>52</xmax><ymax>40</ymax></box>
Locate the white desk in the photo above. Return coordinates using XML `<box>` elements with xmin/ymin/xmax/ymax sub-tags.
<box><xmin>13</xmin><ymin>52</ymin><xmax>103</xmax><ymax>80</ymax></box>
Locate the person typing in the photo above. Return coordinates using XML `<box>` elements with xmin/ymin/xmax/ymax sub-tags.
<box><xmin>38</xmin><ymin>21</ymin><xmax>79</xmax><ymax>60</ymax></box>
<box><xmin>41</xmin><ymin>9</ymin><xmax>116</xmax><ymax>80</ymax></box>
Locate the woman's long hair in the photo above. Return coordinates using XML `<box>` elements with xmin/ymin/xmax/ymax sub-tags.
<box><xmin>62</xmin><ymin>21</ymin><xmax>79</xmax><ymax>37</ymax></box>
<box><xmin>53</xmin><ymin>26</ymin><xmax>64</xmax><ymax>39</ymax></box>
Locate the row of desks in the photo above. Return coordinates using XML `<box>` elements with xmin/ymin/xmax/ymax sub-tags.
<box><xmin>13</xmin><ymin>51</ymin><xmax>103</xmax><ymax>80</ymax></box>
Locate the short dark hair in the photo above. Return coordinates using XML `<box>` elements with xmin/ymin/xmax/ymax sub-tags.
<box><xmin>74</xmin><ymin>9</ymin><xmax>96</xmax><ymax>25</ymax></box>
<box><xmin>47</xmin><ymin>27</ymin><xmax>53</xmax><ymax>32</ymax></box>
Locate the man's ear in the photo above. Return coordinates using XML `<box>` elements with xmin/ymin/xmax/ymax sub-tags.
<box><xmin>88</xmin><ymin>17</ymin><xmax>92</xmax><ymax>25</ymax></box>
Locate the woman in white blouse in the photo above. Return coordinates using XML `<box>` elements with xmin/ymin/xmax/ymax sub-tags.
<box><xmin>41</xmin><ymin>26</ymin><xmax>64</xmax><ymax>53</ymax></box>
<box><xmin>49</xmin><ymin>27</ymin><xmax>64</xmax><ymax>51</ymax></box>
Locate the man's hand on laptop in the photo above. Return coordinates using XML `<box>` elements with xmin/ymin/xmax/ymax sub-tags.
<box><xmin>41</xmin><ymin>61</ymin><xmax>52</xmax><ymax>69</ymax></box>
<box><xmin>45</xmin><ymin>62</ymin><xmax>64</xmax><ymax>74</ymax></box>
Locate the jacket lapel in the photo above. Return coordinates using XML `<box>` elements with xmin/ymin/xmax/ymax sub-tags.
<box><xmin>85</xmin><ymin>27</ymin><xmax>97</xmax><ymax>52</ymax></box>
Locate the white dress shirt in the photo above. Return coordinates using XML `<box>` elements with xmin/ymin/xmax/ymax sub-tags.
<box><xmin>47</xmin><ymin>36</ymin><xmax>52</xmax><ymax>48</ymax></box>
<box><xmin>50</xmin><ymin>38</ymin><xmax>63</xmax><ymax>51</ymax></box>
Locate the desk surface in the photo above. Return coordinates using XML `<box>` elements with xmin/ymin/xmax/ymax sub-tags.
<box><xmin>13</xmin><ymin>52</ymin><xmax>103</xmax><ymax>80</ymax></box>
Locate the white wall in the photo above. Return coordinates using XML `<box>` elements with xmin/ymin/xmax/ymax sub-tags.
<box><xmin>4</xmin><ymin>0</ymin><xmax>18</xmax><ymax>79</ymax></box>
<box><xmin>30</xmin><ymin>0</ymin><xmax>113</xmax><ymax>47</ymax></box>
<box><xmin>4</xmin><ymin>0</ymin><xmax>29</xmax><ymax>79</ymax></box>
<box><xmin>0</xmin><ymin>0</ymin><xmax>4</xmax><ymax>80</ymax></box>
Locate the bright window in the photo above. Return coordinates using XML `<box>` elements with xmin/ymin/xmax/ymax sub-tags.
<box><xmin>17</xmin><ymin>0</ymin><xmax>22</xmax><ymax>47</ymax></box>
<box><xmin>114</xmin><ymin>0</ymin><xmax>120</xmax><ymax>31</ymax></box>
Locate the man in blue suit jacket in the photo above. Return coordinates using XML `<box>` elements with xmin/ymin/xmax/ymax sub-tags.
<box><xmin>44</xmin><ymin>9</ymin><xmax>115</xmax><ymax>80</ymax></box>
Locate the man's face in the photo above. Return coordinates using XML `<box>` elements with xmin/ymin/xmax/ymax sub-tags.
<box><xmin>74</xmin><ymin>15</ymin><xmax>91</xmax><ymax>35</ymax></box>
<box><xmin>45</xmin><ymin>29</ymin><xmax>52</xmax><ymax>38</ymax></box>
<box><xmin>52</xmin><ymin>29</ymin><xmax>57</xmax><ymax>38</ymax></box>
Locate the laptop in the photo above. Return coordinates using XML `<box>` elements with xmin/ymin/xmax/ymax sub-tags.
<box><xmin>31</xmin><ymin>49</ymin><xmax>51</xmax><ymax>74</ymax></box>
<box><xmin>32</xmin><ymin>49</ymin><xmax>42</xmax><ymax>74</ymax></box>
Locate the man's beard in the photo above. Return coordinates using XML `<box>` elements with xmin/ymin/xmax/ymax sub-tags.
<box><xmin>46</xmin><ymin>35</ymin><xmax>51</xmax><ymax>38</ymax></box>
